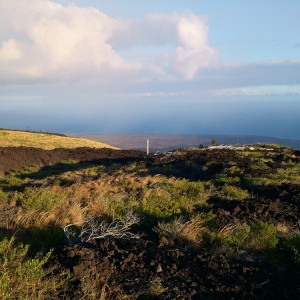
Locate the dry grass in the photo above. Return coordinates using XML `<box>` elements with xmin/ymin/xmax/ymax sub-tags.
<box><xmin>0</xmin><ymin>129</ymin><xmax>118</xmax><ymax>149</ymax></box>
<box><xmin>156</xmin><ymin>216</ymin><xmax>205</xmax><ymax>247</ymax></box>
<box><xmin>12</xmin><ymin>182</ymin><xmax>113</xmax><ymax>229</ymax></box>
<box><xmin>14</xmin><ymin>200</ymin><xmax>87</xmax><ymax>229</ymax></box>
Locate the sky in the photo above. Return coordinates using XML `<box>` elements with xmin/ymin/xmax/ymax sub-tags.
<box><xmin>0</xmin><ymin>0</ymin><xmax>300</xmax><ymax>138</ymax></box>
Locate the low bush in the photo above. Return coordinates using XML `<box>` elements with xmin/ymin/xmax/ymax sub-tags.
<box><xmin>219</xmin><ymin>221</ymin><xmax>278</xmax><ymax>252</ymax></box>
<box><xmin>281</xmin><ymin>234</ymin><xmax>300</xmax><ymax>264</ymax></box>
<box><xmin>0</xmin><ymin>236</ymin><xmax>64</xmax><ymax>299</ymax></box>
<box><xmin>12</xmin><ymin>187</ymin><xmax>68</xmax><ymax>211</ymax></box>
<box><xmin>215</xmin><ymin>175</ymin><xmax>240</xmax><ymax>185</ymax></box>
<box><xmin>219</xmin><ymin>185</ymin><xmax>249</xmax><ymax>200</ymax></box>
<box><xmin>23</xmin><ymin>227</ymin><xmax>65</xmax><ymax>253</ymax></box>
<box><xmin>140</xmin><ymin>179</ymin><xmax>212</xmax><ymax>223</ymax></box>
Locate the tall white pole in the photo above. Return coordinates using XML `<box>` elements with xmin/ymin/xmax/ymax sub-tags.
<box><xmin>146</xmin><ymin>139</ymin><xmax>150</xmax><ymax>155</ymax></box>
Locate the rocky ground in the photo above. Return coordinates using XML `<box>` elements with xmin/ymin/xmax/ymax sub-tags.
<box><xmin>51</xmin><ymin>236</ymin><xmax>300</xmax><ymax>299</ymax></box>
<box><xmin>0</xmin><ymin>146</ymin><xmax>300</xmax><ymax>299</ymax></box>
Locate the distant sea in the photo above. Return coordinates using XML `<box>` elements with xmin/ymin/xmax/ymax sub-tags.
<box><xmin>70</xmin><ymin>134</ymin><xmax>300</xmax><ymax>152</ymax></box>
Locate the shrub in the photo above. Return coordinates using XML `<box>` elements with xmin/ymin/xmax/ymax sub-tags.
<box><xmin>246</xmin><ymin>222</ymin><xmax>278</xmax><ymax>250</ymax></box>
<box><xmin>0</xmin><ymin>236</ymin><xmax>64</xmax><ymax>299</ymax></box>
<box><xmin>0</xmin><ymin>188</ymin><xmax>8</xmax><ymax>201</ymax></box>
<box><xmin>220</xmin><ymin>221</ymin><xmax>278</xmax><ymax>252</ymax></box>
<box><xmin>211</xmin><ymin>139</ymin><xmax>217</xmax><ymax>146</ymax></box>
<box><xmin>249</xmin><ymin>161</ymin><xmax>269</xmax><ymax>170</ymax></box>
<box><xmin>215</xmin><ymin>175</ymin><xmax>240</xmax><ymax>185</ymax></box>
<box><xmin>12</xmin><ymin>187</ymin><xmax>67</xmax><ymax>211</ymax></box>
<box><xmin>24</xmin><ymin>227</ymin><xmax>65</xmax><ymax>253</ymax></box>
<box><xmin>282</xmin><ymin>235</ymin><xmax>300</xmax><ymax>264</ymax></box>
<box><xmin>140</xmin><ymin>179</ymin><xmax>211</xmax><ymax>223</ymax></box>
<box><xmin>219</xmin><ymin>185</ymin><xmax>249</xmax><ymax>200</ymax></box>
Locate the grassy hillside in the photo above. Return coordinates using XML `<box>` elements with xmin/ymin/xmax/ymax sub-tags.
<box><xmin>0</xmin><ymin>129</ymin><xmax>118</xmax><ymax>150</ymax></box>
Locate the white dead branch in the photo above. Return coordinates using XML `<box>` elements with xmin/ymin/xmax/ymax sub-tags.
<box><xmin>63</xmin><ymin>211</ymin><xmax>141</xmax><ymax>244</ymax></box>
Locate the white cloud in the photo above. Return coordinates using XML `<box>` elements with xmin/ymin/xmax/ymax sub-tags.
<box><xmin>213</xmin><ymin>84</ymin><xmax>300</xmax><ymax>96</ymax></box>
<box><xmin>0</xmin><ymin>39</ymin><xmax>22</xmax><ymax>61</ymax></box>
<box><xmin>174</xmin><ymin>14</ymin><xmax>220</xmax><ymax>79</ymax></box>
<box><xmin>0</xmin><ymin>0</ymin><xmax>140</xmax><ymax>82</ymax></box>
<box><xmin>109</xmin><ymin>13</ymin><xmax>179</xmax><ymax>49</ymax></box>
<box><xmin>0</xmin><ymin>1</ymin><xmax>219</xmax><ymax>83</ymax></box>
<box><xmin>111</xmin><ymin>12</ymin><xmax>220</xmax><ymax>80</ymax></box>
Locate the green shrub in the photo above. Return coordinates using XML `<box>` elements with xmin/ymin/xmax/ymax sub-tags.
<box><xmin>219</xmin><ymin>185</ymin><xmax>249</xmax><ymax>200</ymax></box>
<box><xmin>12</xmin><ymin>187</ymin><xmax>67</xmax><ymax>211</ymax></box>
<box><xmin>250</xmin><ymin>161</ymin><xmax>269</xmax><ymax>170</ymax></box>
<box><xmin>24</xmin><ymin>227</ymin><xmax>65</xmax><ymax>253</ymax></box>
<box><xmin>215</xmin><ymin>175</ymin><xmax>240</xmax><ymax>185</ymax></box>
<box><xmin>140</xmin><ymin>179</ymin><xmax>211</xmax><ymax>223</ymax></box>
<box><xmin>0</xmin><ymin>237</ymin><xmax>64</xmax><ymax>299</ymax></box>
<box><xmin>1</xmin><ymin>174</ymin><xmax>28</xmax><ymax>190</ymax></box>
<box><xmin>247</xmin><ymin>222</ymin><xmax>278</xmax><ymax>250</ymax></box>
<box><xmin>0</xmin><ymin>189</ymin><xmax>8</xmax><ymax>201</ymax></box>
<box><xmin>282</xmin><ymin>235</ymin><xmax>300</xmax><ymax>264</ymax></box>
<box><xmin>221</xmin><ymin>221</ymin><xmax>278</xmax><ymax>252</ymax></box>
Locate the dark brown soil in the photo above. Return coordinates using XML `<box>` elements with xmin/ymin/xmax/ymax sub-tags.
<box><xmin>0</xmin><ymin>147</ymin><xmax>144</xmax><ymax>174</ymax></box>
<box><xmin>211</xmin><ymin>196</ymin><xmax>300</xmax><ymax>229</ymax></box>
<box><xmin>52</xmin><ymin>238</ymin><xmax>300</xmax><ymax>299</ymax></box>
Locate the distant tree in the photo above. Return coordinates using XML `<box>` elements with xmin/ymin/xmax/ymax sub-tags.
<box><xmin>199</xmin><ymin>144</ymin><xmax>204</xmax><ymax>149</ymax></box>
<box><xmin>211</xmin><ymin>139</ymin><xmax>217</xmax><ymax>146</ymax></box>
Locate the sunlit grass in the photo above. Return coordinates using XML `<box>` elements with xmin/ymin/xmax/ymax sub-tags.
<box><xmin>0</xmin><ymin>129</ymin><xmax>118</xmax><ymax>149</ymax></box>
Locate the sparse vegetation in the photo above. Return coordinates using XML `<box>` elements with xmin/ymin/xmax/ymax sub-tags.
<box><xmin>0</xmin><ymin>137</ymin><xmax>299</xmax><ymax>299</ymax></box>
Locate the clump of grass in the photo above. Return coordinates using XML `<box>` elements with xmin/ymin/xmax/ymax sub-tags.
<box><xmin>12</xmin><ymin>187</ymin><xmax>68</xmax><ymax>211</ymax></box>
<box><xmin>215</xmin><ymin>175</ymin><xmax>241</xmax><ymax>185</ymax></box>
<box><xmin>140</xmin><ymin>178</ymin><xmax>213</xmax><ymax>223</ymax></box>
<box><xmin>1</xmin><ymin>174</ymin><xmax>29</xmax><ymax>191</ymax></box>
<box><xmin>0</xmin><ymin>236</ymin><xmax>65</xmax><ymax>299</ymax></box>
<box><xmin>147</xmin><ymin>277</ymin><xmax>167</xmax><ymax>297</ymax></box>
<box><xmin>155</xmin><ymin>216</ymin><xmax>204</xmax><ymax>248</ymax></box>
<box><xmin>249</xmin><ymin>161</ymin><xmax>270</xmax><ymax>170</ymax></box>
<box><xmin>219</xmin><ymin>221</ymin><xmax>278</xmax><ymax>252</ymax></box>
<box><xmin>219</xmin><ymin>185</ymin><xmax>249</xmax><ymax>200</ymax></box>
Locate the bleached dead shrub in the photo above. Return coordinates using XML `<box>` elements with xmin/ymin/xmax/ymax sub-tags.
<box><xmin>63</xmin><ymin>210</ymin><xmax>141</xmax><ymax>244</ymax></box>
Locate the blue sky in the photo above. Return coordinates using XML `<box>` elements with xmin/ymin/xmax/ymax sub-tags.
<box><xmin>0</xmin><ymin>0</ymin><xmax>300</xmax><ymax>138</ymax></box>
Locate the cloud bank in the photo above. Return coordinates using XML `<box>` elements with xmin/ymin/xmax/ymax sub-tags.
<box><xmin>0</xmin><ymin>0</ymin><xmax>219</xmax><ymax>83</ymax></box>
<box><xmin>213</xmin><ymin>84</ymin><xmax>300</xmax><ymax>97</ymax></box>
